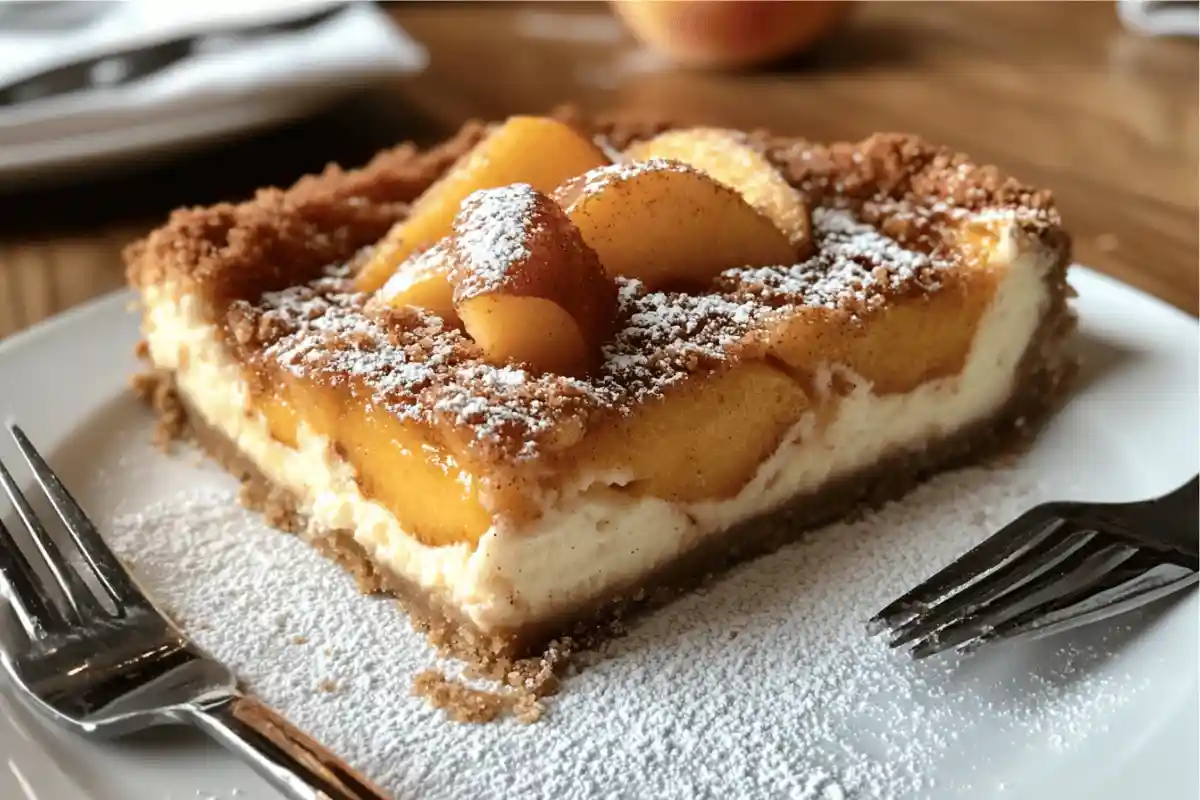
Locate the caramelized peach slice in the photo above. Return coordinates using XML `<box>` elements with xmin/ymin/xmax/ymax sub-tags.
<box><xmin>554</xmin><ymin>159</ymin><xmax>795</xmax><ymax>290</ymax></box>
<box><xmin>356</xmin><ymin>116</ymin><xmax>610</xmax><ymax>292</ymax></box>
<box><xmin>448</xmin><ymin>184</ymin><xmax>617</xmax><ymax>375</ymax></box>
<box><xmin>342</xmin><ymin>402</ymin><xmax>496</xmax><ymax>546</ymax></box>
<box><xmin>457</xmin><ymin>296</ymin><xmax>592</xmax><ymax>378</ymax></box>
<box><xmin>377</xmin><ymin>242</ymin><xmax>458</xmax><ymax>323</ymax></box>
<box><xmin>764</xmin><ymin>268</ymin><xmax>999</xmax><ymax>394</ymax></box>
<box><xmin>625</xmin><ymin>128</ymin><xmax>813</xmax><ymax>258</ymax></box>
<box><xmin>611</xmin><ymin>0</ymin><xmax>848</xmax><ymax>69</ymax></box>
<box><xmin>572</xmin><ymin>361</ymin><xmax>810</xmax><ymax>501</ymax></box>
<box><xmin>250</xmin><ymin>371</ymin><xmax>497</xmax><ymax>546</ymax></box>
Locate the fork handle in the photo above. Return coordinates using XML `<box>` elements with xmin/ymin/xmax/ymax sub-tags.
<box><xmin>188</xmin><ymin>694</ymin><xmax>391</xmax><ymax>800</ymax></box>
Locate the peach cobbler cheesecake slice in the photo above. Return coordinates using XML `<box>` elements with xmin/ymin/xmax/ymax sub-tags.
<box><xmin>125</xmin><ymin>114</ymin><xmax>1074</xmax><ymax>661</ymax></box>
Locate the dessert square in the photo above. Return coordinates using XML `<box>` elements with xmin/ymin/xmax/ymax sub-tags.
<box><xmin>125</xmin><ymin>113</ymin><xmax>1074</xmax><ymax>664</ymax></box>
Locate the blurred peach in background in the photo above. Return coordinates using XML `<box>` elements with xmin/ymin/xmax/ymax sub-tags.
<box><xmin>610</xmin><ymin>0</ymin><xmax>852</xmax><ymax>68</ymax></box>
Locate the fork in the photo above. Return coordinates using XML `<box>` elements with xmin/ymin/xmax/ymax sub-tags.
<box><xmin>0</xmin><ymin>423</ymin><xmax>389</xmax><ymax>800</ymax></box>
<box><xmin>870</xmin><ymin>476</ymin><xmax>1199</xmax><ymax>658</ymax></box>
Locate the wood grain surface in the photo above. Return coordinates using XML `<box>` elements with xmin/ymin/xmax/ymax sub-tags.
<box><xmin>0</xmin><ymin>1</ymin><xmax>1195</xmax><ymax>340</ymax></box>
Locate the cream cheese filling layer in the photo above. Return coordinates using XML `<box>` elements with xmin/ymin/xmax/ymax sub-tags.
<box><xmin>141</xmin><ymin>226</ymin><xmax>1051</xmax><ymax>633</ymax></box>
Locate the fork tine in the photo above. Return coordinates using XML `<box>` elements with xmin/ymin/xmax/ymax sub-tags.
<box><xmin>0</xmin><ymin>457</ymin><xmax>107</xmax><ymax>622</ymax></box>
<box><xmin>8</xmin><ymin>425</ymin><xmax>147</xmax><ymax>611</ymax></box>
<box><xmin>959</xmin><ymin>555</ymin><xmax>1198</xmax><ymax>653</ymax></box>
<box><xmin>907</xmin><ymin>537</ymin><xmax>1140</xmax><ymax>658</ymax></box>
<box><xmin>885</xmin><ymin>522</ymin><xmax>1096</xmax><ymax>649</ymax></box>
<box><xmin>0</xmin><ymin>516</ymin><xmax>65</xmax><ymax>636</ymax></box>
<box><xmin>868</xmin><ymin>508</ymin><xmax>1067</xmax><ymax>633</ymax></box>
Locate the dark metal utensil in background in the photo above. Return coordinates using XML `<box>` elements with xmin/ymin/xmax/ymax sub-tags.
<box><xmin>0</xmin><ymin>3</ymin><xmax>349</xmax><ymax>107</ymax></box>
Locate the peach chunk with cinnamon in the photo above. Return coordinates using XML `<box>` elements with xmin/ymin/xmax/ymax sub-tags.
<box><xmin>624</xmin><ymin>127</ymin><xmax>813</xmax><ymax>258</ymax></box>
<box><xmin>447</xmin><ymin>184</ymin><xmax>617</xmax><ymax>376</ymax></box>
<box><xmin>377</xmin><ymin>242</ymin><xmax>458</xmax><ymax>325</ymax></box>
<box><xmin>569</xmin><ymin>361</ymin><xmax>810</xmax><ymax>502</ymax></box>
<box><xmin>356</xmin><ymin>116</ymin><xmax>610</xmax><ymax>292</ymax></box>
<box><xmin>553</xmin><ymin>159</ymin><xmax>795</xmax><ymax>291</ymax></box>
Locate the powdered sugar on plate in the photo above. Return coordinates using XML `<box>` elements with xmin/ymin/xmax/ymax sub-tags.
<box><xmin>99</xmin><ymin>460</ymin><xmax>1153</xmax><ymax>800</ymax></box>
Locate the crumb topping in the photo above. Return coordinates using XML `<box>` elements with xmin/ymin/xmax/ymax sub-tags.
<box><xmin>719</xmin><ymin>207</ymin><xmax>944</xmax><ymax>312</ymax></box>
<box><xmin>126</xmin><ymin>116</ymin><xmax>1069</xmax><ymax>463</ymax></box>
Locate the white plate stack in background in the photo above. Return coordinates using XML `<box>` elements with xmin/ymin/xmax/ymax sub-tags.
<box><xmin>1117</xmin><ymin>0</ymin><xmax>1200</xmax><ymax>35</ymax></box>
<box><xmin>0</xmin><ymin>0</ymin><xmax>427</xmax><ymax>187</ymax></box>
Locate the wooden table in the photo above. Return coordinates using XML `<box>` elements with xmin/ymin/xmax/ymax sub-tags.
<box><xmin>0</xmin><ymin>1</ymin><xmax>1195</xmax><ymax>338</ymax></box>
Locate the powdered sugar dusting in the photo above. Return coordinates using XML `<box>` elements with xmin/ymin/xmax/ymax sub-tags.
<box><xmin>564</xmin><ymin>157</ymin><xmax>694</xmax><ymax>209</ymax></box>
<box><xmin>261</xmin><ymin>287</ymin><xmax>440</xmax><ymax>392</ymax></box>
<box><xmin>600</xmin><ymin>278</ymin><xmax>764</xmax><ymax>395</ymax></box>
<box><xmin>726</xmin><ymin>207</ymin><xmax>943</xmax><ymax>312</ymax></box>
<box><xmin>102</xmin><ymin>464</ymin><xmax>1155</xmax><ymax>800</ymax></box>
<box><xmin>452</xmin><ymin>184</ymin><xmax>537</xmax><ymax>296</ymax></box>
<box><xmin>253</xmin><ymin>280</ymin><xmax>596</xmax><ymax>454</ymax></box>
<box><xmin>432</xmin><ymin>364</ymin><xmax>568</xmax><ymax>457</ymax></box>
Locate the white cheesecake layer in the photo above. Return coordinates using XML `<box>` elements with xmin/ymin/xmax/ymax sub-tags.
<box><xmin>141</xmin><ymin>224</ymin><xmax>1052</xmax><ymax>633</ymax></box>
